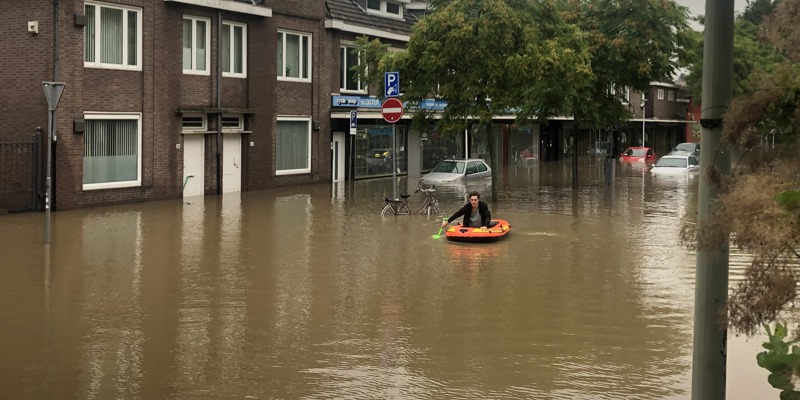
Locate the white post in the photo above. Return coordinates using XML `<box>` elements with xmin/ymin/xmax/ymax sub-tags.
<box><xmin>641</xmin><ymin>96</ymin><xmax>646</xmax><ymax>147</ymax></box>
<box><xmin>392</xmin><ymin>123</ymin><xmax>397</xmax><ymax>200</ymax></box>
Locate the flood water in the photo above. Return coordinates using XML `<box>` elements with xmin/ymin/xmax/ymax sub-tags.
<box><xmin>0</xmin><ymin>160</ymin><xmax>777</xmax><ymax>399</ymax></box>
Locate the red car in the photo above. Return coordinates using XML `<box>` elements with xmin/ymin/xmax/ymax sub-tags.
<box><xmin>620</xmin><ymin>147</ymin><xmax>656</xmax><ymax>165</ymax></box>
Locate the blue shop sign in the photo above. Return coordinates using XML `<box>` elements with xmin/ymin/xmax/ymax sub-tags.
<box><xmin>417</xmin><ymin>99</ymin><xmax>447</xmax><ymax>111</ymax></box>
<box><xmin>368</xmin><ymin>126</ymin><xmax>393</xmax><ymax>136</ymax></box>
<box><xmin>332</xmin><ymin>95</ymin><xmax>382</xmax><ymax>108</ymax></box>
<box><xmin>332</xmin><ymin>95</ymin><xmax>450</xmax><ymax>111</ymax></box>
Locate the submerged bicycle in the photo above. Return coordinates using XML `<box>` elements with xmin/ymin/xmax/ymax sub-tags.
<box><xmin>381</xmin><ymin>193</ymin><xmax>412</xmax><ymax>216</ymax></box>
<box><xmin>412</xmin><ymin>185</ymin><xmax>440</xmax><ymax>217</ymax></box>
<box><xmin>380</xmin><ymin>185</ymin><xmax>441</xmax><ymax>217</ymax></box>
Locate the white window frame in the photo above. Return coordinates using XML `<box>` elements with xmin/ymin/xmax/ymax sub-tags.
<box><xmin>366</xmin><ymin>0</ymin><xmax>404</xmax><ymax>19</ymax></box>
<box><xmin>668</xmin><ymin>90</ymin><xmax>675</xmax><ymax>101</ymax></box>
<box><xmin>222</xmin><ymin>21</ymin><xmax>247</xmax><ymax>78</ymax></box>
<box><xmin>183</xmin><ymin>15</ymin><xmax>211</xmax><ymax>75</ymax></box>
<box><xmin>221</xmin><ymin>114</ymin><xmax>244</xmax><ymax>131</ymax></box>
<box><xmin>277</xmin><ymin>30</ymin><xmax>312</xmax><ymax>82</ymax></box>
<box><xmin>181</xmin><ymin>114</ymin><xmax>207</xmax><ymax>132</ymax></box>
<box><xmin>84</xmin><ymin>1</ymin><xmax>142</xmax><ymax>71</ymax></box>
<box><xmin>82</xmin><ymin>112</ymin><xmax>143</xmax><ymax>190</ymax></box>
<box><xmin>276</xmin><ymin>116</ymin><xmax>311</xmax><ymax>175</ymax></box>
<box><xmin>340</xmin><ymin>44</ymin><xmax>366</xmax><ymax>93</ymax></box>
<box><xmin>657</xmin><ymin>88</ymin><xmax>665</xmax><ymax>100</ymax></box>
<box><xmin>623</xmin><ymin>86</ymin><xmax>631</xmax><ymax>103</ymax></box>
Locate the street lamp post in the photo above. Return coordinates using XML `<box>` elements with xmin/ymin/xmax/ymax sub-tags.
<box><xmin>641</xmin><ymin>96</ymin><xmax>647</xmax><ymax>147</ymax></box>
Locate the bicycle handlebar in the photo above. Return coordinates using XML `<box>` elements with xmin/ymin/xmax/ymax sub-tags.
<box><xmin>415</xmin><ymin>184</ymin><xmax>436</xmax><ymax>194</ymax></box>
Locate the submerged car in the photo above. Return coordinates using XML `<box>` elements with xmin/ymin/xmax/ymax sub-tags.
<box><xmin>650</xmin><ymin>154</ymin><xmax>700</xmax><ymax>175</ymax></box>
<box><xmin>669</xmin><ymin>142</ymin><xmax>700</xmax><ymax>158</ymax></box>
<box><xmin>420</xmin><ymin>158</ymin><xmax>492</xmax><ymax>185</ymax></box>
<box><xmin>619</xmin><ymin>146</ymin><xmax>656</xmax><ymax>165</ymax></box>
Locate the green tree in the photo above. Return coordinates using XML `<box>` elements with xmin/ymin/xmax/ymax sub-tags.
<box><xmin>357</xmin><ymin>0</ymin><xmax>593</xmax><ymax>189</ymax></box>
<box><xmin>564</xmin><ymin>0</ymin><xmax>693</xmax><ymax>128</ymax></box>
<box><xmin>684</xmin><ymin>0</ymin><xmax>785</xmax><ymax>100</ymax></box>
<box><xmin>355</xmin><ymin>0</ymin><xmax>691</xmax><ymax>189</ymax></box>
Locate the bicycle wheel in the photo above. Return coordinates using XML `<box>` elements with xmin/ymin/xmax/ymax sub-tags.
<box><xmin>430</xmin><ymin>200</ymin><xmax>441</xmax><ymax>215</ymax></box>
<box><xmin>381</xmin><ymin>204</ymin><xmax>394</xmax><ymax>217</ymax></box>
<box><xmin>397</xmin><ymin>204</ymin><xmax>412</xmax><ymax>215</ymax></box>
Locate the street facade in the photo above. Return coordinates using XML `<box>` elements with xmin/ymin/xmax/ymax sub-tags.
<box><xmin>1</xmin><ymin>0</ymin><xmax>692</xmax><ymax>213</ymax></box>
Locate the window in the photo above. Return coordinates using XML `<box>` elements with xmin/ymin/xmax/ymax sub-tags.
<box><xmin>386</xmin><ymin>2</ymin><xmax>401</xmax><ymax>14</ymax></box>
<box><xmin>623</xmin><ymin>86</ymin><xmax>631</xmax><ymax>103</ymax></box>
<box><xmin>84</xmin><ymin>2</ymin><xmax>142</xmax><ymax>70</ymax></box>
<box><xmin>668</xmin><ymin>90</ymin><xmax>675</xmax><ymax>101</ymax></box>
<box><xmin>276</xmin><ymin>118</ymin><xmax>311</xmax><ymax>175</ymax></box>
<box><xmin>182</xmin><ymin>114</ymin><xmax>206</xmax><ymax>131</ymax></box>
<box><xmin>222</xmin><ymin>21</ymin><xmax>247</xmax><ymax>77</ymax></box>
<box><xmin>183</xmin><ymin>16</ymin><xmax>210</xmax><ymax>75</ymax></box>
<box><xmin>365</xmin><ymin>0</ymin><xmax>403</xmax><ymax>18</ymax></box>
<box><xmin>340</xmin><ymin>46</ymin><xmax>365</xmax><ymax>92</ymax></box>
<box><xmin>657</xmin><ymin>89</ymin><xmax>665</xmax><ymax>100</ymax></box>
<box><xmin>83</xmin><ymin>113</ymin><xmax>142</xmax><ymax>190</ymax></box>
<box><xmin>278</xmin><ymin>31</ymin><xmax>311</xmax><ymax>81</ymax></box>
<box><xmin>221</xmin><ymin>114</ymin><xmax>244</xmax><ymax>130</ymax></box>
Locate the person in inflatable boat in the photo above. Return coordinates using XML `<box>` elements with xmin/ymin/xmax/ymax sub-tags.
<box><xmin>441</xmin><ymin>191</ymin><xmax>492</xmax><ymax>229</ymax></box>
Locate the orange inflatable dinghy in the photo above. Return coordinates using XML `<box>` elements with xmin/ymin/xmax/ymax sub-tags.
<box><xmin>445</xmin><ymin>219</ymin><xmax>511</xmax><ymax>243</ymax></box>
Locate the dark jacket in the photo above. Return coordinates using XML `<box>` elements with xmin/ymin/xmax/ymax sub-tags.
<box><xmin>447</xmin><ymin>201</ymin><xmax>491</xmax><ymax>227</ymax></box>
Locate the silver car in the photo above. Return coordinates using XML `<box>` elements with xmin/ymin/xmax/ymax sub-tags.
<box><xmin>419</xmin><ymin>158</ymin><xmax>492</xmax><ymax>185</ymax></box>
<box><xmin>669</xmin><ymin>142</ymin><xmax>700</xmax><ymax>158</ymax></box>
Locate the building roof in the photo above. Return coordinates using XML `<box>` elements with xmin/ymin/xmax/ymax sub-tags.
<box><xmin>326</xmin><ymin>0</ymin><xmax>421</xmax><ymax>39</ymax></box>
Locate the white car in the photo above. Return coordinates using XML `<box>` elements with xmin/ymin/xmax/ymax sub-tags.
<box><xmin>650</xmin><ymin>154</ymin><xmax>700</xmax><ymax>175</ymax></box>
<box><xmin>419</xmin><ymin>158</ymin><xmax>492</xmax><ymax>185</ymax></box>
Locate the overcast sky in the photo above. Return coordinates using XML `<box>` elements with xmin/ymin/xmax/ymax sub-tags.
<box><xmin>676</xmin><ymin>0</ymin><xmax>748</xmax><ymax>15</ymax></box>
<box><xmin>675</xmin><ymin>0</ymin><xmax>748</xmax><ymax>27</ymax></box>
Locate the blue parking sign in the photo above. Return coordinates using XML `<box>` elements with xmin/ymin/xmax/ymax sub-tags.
<box><xmin>384</xmin><ymin>72</ymin><xmax>399</xmax><ymax>97</ymax></box>
<box><xmin>349</xmin><ymin>110</ymin><xmax>357</xmax><ymax>135</ymax></box>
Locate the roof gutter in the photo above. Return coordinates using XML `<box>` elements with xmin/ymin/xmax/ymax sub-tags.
<box><xmin>324</xmin><ymin>19</ymin><xmax>409</xmax><ymax>42</ymax></box>
<box><xmin>163</xmin><ymin>0</ymin><xmax>272</xmax><ymax>17</ymax></box>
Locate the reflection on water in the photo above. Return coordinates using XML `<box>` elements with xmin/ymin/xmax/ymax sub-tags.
<box><xmin>0</xmin><ymin>161</ymin><xmax>778</xmax><ymax>399</ymax></box>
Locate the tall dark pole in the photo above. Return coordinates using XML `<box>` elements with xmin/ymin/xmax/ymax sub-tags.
<box><xmin>691</xmin><ymin>0</ymin><xmax>734</xmax><ymax>399</ymax></box>
<box><xmin>42</xmin><ymin>82</ymin><xmax>65</xmax><ymax>244</ymax></box>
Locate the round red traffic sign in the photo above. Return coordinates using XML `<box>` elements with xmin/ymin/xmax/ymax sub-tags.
<box><xmin>381</xmin><ymin>97</ymin><xmax>404</xmax><ymax>123</ymax></box>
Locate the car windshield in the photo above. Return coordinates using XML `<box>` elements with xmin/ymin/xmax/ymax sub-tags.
<box><xmin>656</xmin><ymin>157</ymin><xmax>687</xmax><ymax>168</ymax></box>
<box><xmin>675</xmin><ymin>143</ymin><xmax>697</xmax><ymax>152</ymax></box>
<box><xmin>626</xmin><ymin>149</ymin><xmax>647</xmax><ymax>157</ymax></box>
<box><xmin>431</xmin><ymin>161</ymin><xmax>465</xmax><ymax>174</ymax></box>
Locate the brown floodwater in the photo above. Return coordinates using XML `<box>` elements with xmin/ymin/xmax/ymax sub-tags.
<box><xmin>0</xmin><ymin>160</ymin><xmax>777</xmax><ymax>399</ymax></box>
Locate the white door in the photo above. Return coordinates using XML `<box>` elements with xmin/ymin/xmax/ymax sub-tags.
<box><xmin>332</xmin><ymin>132</ymin><xmax>346</xmax><ymax>182</ymax></box>
<box><xmin>223</xmin><ymin>133</ymin><xmax>241</xmax><ymax>193</ymax></box>
<box><xmin>183</xmin><ymin>135</ymin><xmax>204</xmax><ymax>198</ymax></box>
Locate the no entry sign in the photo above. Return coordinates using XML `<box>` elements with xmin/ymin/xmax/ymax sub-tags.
<box><xmin>381</xmin><ymin>97</ymin><xmax>404</xmax><ymax>123</ymax></box>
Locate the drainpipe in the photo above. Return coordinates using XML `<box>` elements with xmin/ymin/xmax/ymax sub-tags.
<box><xmin>216</xmin><ymin>11</ymin><xmax>222</xmax><ymax>194</ymax></box>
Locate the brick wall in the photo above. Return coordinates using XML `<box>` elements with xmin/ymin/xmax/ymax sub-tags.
<box><xmin>1</xmin><ymin>0</ymin><xmax>358</xmax><ymax>210</ymax></box>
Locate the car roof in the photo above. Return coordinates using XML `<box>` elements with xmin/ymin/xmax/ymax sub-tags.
<box><xmin>625</xmin><ymin>146</ymin><xmax>651</xmax><ymax>150</ymax></box>
<box><xmin>660</xmin><ymin>154</ymin><xmax>692</xmax><ymax>159</ymax></box>
<box><xmin>442</xmin><ymin>158</ymin><xmax>486</xmax><ymax>162</ymax></box>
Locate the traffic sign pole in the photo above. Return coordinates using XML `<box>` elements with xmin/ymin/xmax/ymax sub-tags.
<box><xmin>381</xmin><ymin>97</ymin><xmax>404</xmax><ymax>200</ymax></box>
<box><xmin>392</xmin><ymin>124</ymin><xmax>397</xmax><ymax>201</ymax></box>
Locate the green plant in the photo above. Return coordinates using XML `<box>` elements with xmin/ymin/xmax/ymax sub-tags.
<box><xmin>757</xmin><ymin>322</ymin><xmax>800</xmax><ymax>399</ymax></box>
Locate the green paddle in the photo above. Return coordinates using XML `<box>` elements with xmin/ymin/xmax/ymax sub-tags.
<box><xmin>432</xmin><ymin>218</ymin><xmax>448</xmax><ymax>239</ymax></box>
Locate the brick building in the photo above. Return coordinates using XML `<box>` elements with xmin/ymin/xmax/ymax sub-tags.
<box><xmin>0</xmin><ymin>0</ymin><xmax>333</xmax><ymax>211</ymax></box>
